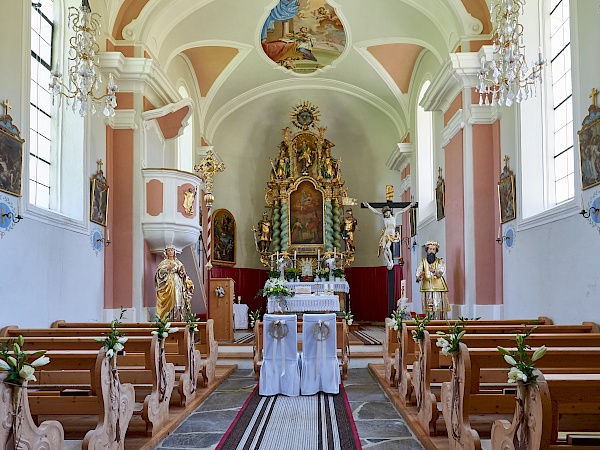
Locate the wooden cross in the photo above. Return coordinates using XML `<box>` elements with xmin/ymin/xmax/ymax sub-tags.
<box><xmin>97</xmin><ymin>159</ymin><xmax>104</xmax><ymax>174</ymax></box>
<box><xmin>590</xmin><ymin>88</ymin><xmax>598</xmax><ymax>107</ymax></box>
<box><xmin>2</xmin><ymin>99</ymin><xmax>11</xmax><ymax>116</ymax></box>
<box><xmin>361</xmin><ymin>186</ymin><xmax>416</xmax><ymax>212</ymax></box>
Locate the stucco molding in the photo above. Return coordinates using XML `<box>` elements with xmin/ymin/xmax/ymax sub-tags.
<box><xmin>98</xmin><ymin>53</ymin><xmax>180</xmax><ymax>108</ymax></box>
<box><xmin>387</xmin><ymin>143</ymin><xmax>413</xmax><ymax>173</ymax></box>
<box><xmin>468</xmin><ymin>104</ymin><xmax>501</xmax><ymax>125</ymax></box>
<box><xmin>104</xmin><ymin>109</ymin><xmax>138</xmax><ymax>130</ymax></box>
<box><xmin>441</xmin><ymin>108</ymin><xmax>465</xmax><ymax>148</ymax></box>
<box><xmin>397</xmin><ymin>176</ymin><xmax>412</xmax><ymax>196</ymax></box>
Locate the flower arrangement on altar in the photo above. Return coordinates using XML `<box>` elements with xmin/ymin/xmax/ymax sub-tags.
<box><xmin>153</xmin><ymin>314</ymin><xmax>180</xmax><ymax>339</ymax></box>
<box><xmin>332</xmin><ymin>268</ymin><xmax>345</xmax><ymax>278</ymax></box>
<box><xmin>342</xmin><ymin>310</ymin><xmax>354</xmax><ymax>326</ymax></box>
<box><xmin>497</xmin><ymin>327</ymin><xmax>547</xmax><ymax>385</ymax></box>
<box><xmin>315</xmin><ymin>267</ymin><xmax>329</xmax><ymax>279</ymax></box>
<box><xmin>268</xmin><ymin>269</ymin><xmax>280</xmax><ymax>279</ymax></box>
<box><xmin>249</xmin><ymin>309</ymin><xmax>261</xmax><ymax>329</ymax></box>
<box><xmin>284</xmin><ymin>267</ymin><xmax>300</xmax><ymax>281</ymax></box>
<box><xmin>0</xmin><ymin>335</ymin><xmax>50</xmax><ymax>385</ymax></box>
<box><xmin>388</xmin><ymin>305</ymin><xmax>409</xmax><ymax>331</ymax></box>
<box><xmin>435</xmin><ymin>319</ymin><xmax>467</xmax><ymax>356</ymax></box>
<box><xmin>411</xmin><ymin>314</ymin><xmax>431</xmax><ymax>342</ymax></box>
<box><xmin>258</xmin><ymin>278</ymin><xmax>294</xmax><ymax>298</ymax></box>
<box><xmin>95</xmin><ymin>308</ymin><xmax>128</xmax><ymax>359</ymax></box>
<box><xmin>215</xmin><ymin>286</ymin><xmax>225</xmax><ymax>298</ymax></box>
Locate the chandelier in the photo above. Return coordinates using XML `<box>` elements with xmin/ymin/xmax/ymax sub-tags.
<box><xmin>476</xmin><ymin>0</ymin><xmax>546</xmax><ymax>107</ymax></box>
<box><xmin>49</xmin><ymin>0</ymin><xmax>118</xmax><ymax>117</ymax></box>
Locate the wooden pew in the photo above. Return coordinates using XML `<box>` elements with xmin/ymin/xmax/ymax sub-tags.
<box><xmin>441</xmin><ymin>343</ymin><xmax>600</xmax><ymax>449</ymax></box>
<box><xmin>397</xmin><ymin>322</ymin><xmax>599</xmax><ymax>406</ymax></box>
<box><xmin>0</xmin><ymin>374</ymin><xmax>64</xmax><ymax>450</ymax></box>
<box><xmin>413</xmin><ymin>330</ymin><xmax>600</xmax><ymax>436</ymax></box>
<box><xmin>37</xmin><ymin>320</ymin><xmax>218</xmax><ymax>387</ymax></box>
<box><xmin>382</xmin><ymin>317</ymin><xmax>553</xmax><ymax>388</ymax></box>
<box><xmin>2</xmin><ymin>321</ymin><xmax>217</xmax><ymax>392</ymax></box>
<box><xmin>253</xmin><ymin>319</ymin><xmax>349</xmax><ymax>381</ymax></box>
<box><xmin>1</xmin><ymin>332</ymin><xmax>176</xmax><ymax>436</ymax></box>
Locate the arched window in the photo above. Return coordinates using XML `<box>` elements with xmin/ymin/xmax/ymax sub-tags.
<box><xmin>548</xmin><ymin>0</ymin><xmax>574</xmax><ymax>205</ymax></box>
<box><xmin>177</xmin><ymin>86</ymin><xmax>194</xmax><ymax>173</ymax></box>
<box><xmin>417</xmin><ymin>80</ymin><xmax>434</xmax><ymax>220</ymax></box>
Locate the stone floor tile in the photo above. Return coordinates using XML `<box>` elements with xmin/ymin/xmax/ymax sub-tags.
<box><xmin>355</xmin><ymin>419</ymin><xmax>412</xmax><ymax>438</ymax></box>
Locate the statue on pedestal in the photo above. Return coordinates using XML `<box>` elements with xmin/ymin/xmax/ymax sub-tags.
<box><xmin>415</xmin><ymin>240</ymin><xmax>449</xmax><ymax>320</ymax></box>
<box><xmin>341</xmin><ymin>208</ymin><xmax>357</xmax><ymax>252</ymax></box>
<box><xmin>155</xmin><ymin>245</ymin><xmax>194</xmax><ymax>320</ymax></box>
<box><xmin>255</xmin><ymin>212</ymin><xmax>273</xmax><ymax>253</ymax></box>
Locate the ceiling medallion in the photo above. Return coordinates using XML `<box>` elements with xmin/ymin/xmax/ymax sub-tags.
<box><xmin>260</xmin><ymin>0</ymin><xmax>347</xmax><ymax>74</ymax></box>
<box><xmin>290</xmin><ymin>101</ymin><xmax>320</xmax><ymax>130</ymax></box>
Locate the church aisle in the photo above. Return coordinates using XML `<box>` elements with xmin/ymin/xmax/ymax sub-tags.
<box><xmin>154</xmin><ymin>368</ymin><xmax>424</xmax><ymax>449</ymax></box>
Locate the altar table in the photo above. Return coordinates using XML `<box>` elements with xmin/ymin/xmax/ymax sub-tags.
<box><xmin>267</xmin><ymin>294</ymin><xmax>340</xmax><ymax>313</ymax></box>
<box><xmin>284</xmin><ymin>281</ymin><xmax>349</xmax><ymax>294</ymax></box>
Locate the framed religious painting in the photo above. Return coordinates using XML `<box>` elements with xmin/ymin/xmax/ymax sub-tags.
<box><xmin>578</xmin><ymin>92</ymin><xmax>600</xmax><ymax>190</ymax></box>
<box><xmin>409</xmin><ymin>206</ymin><xmax>417</xmax><ymax>237</ymax></box>
<box><xmin>289</xmin><ymin>180</ymin><xmax>324</xmax><ymax>245</ymax></box>
<box><xmin>90</xmin><ymin>178</ymin><xmax>109</xmax><ymax>226</ymax></box>
<box><xmin>435</xmin><ymin>169</ymin><xmax>445</xmax><ymax>221</ymax></box>
<box><xmin>392</xmin><ymin>225</ymin><xmax>402</xmax><ymax>262</ymax></box>
<box><xmin>498</xmin><ymin>156</ymin><xmax>516</xmax><ymax>223</ymax></box>
<box><xmin>212</xmin><ymin>208</ymin><xmax>236</xmax><ymax>267</ymax></box>
<box><xmin>0</xmin><ymin>111</ymin><xmax>25</xmax><ymax>197</ymax></box>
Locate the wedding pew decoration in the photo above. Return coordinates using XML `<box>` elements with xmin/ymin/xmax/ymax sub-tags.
<box><xmin>152</xmin><ymin>314</ymin><xmax>179</xmax><ymax>401</ymax></box>
<box><xmin>435</xmin><ymin>319</ymin><xmax>467</xmax><ymax>356</ymax></box>
<box><xmin>249</xmin><ymin>309</ymin><xmax>261</xmax><ymax>329</ymax></box>
<box><xmin>342</xmin><ymin>310</ymin><xmax>353</xmax><ymax>326</ymax></box>
<box><xmin>0</xmin><ymin>335</ymin><xmax>63</xmax><ymax>450</ymax></box>
<box><xmin>178</xmin><ymin>305</ymin><xmax>202</xmax><ymax>405</ymax></box>
<box><xmin>383</xmin><ymin>305</ymin><xmax>408</xmax><ymax>386</ymax></box>
<box><xmin>95</xmin><ymin>310</ymin><xmax>128</xmax><ymax>359</ymax></box>
<box><xmin>492</xmin><ymin>329</ymin><xmax>548</xmax><ymax>450</ymax></box>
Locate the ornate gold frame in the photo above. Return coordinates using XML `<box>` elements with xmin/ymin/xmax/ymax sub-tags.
<box><xmin>578</xmin><ymin>90</ymin><xmax>600</xmax><ymax>191</ymax></box>
<box><xmin>435</xmin><ymin>168</ymin><xmax>445</xmax><ymax>221</ymax></box>
<box><xmin>287</xmin><ymin>177</ymin><xmax>325</xmax><ymax>249</ymax></box>
<box><xmin>498</xmin><ymin>156</ymin><xmax>516</xmax><ymax>224</ymax></box>
<box><xmin>0</xmin><ymin>111</ymin><xmax>25</xmax><ymax>197</ymax></box>
<box><xmin>90</xmin><ymin>178</ymin><xmax>109</xmax><ymax>226</ymax></box>
<box><xmin>212</xmin><ymin>208</ymin><xmax>236</xmax><ymax>267</ymax></box>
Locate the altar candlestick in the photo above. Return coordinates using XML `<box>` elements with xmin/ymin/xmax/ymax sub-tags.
<box><xmin>317</xmin><ymin>249</ymin><xmax>320</xmax><ymax>265</ymax></box>
<box><xmin>276</xmin><ymin>251</ymin><xmax>279</xmax><ymax>261</ymax></box>
<box><xmin>334</xmin><ymin>248</ymin><xmax>336</xmax><ymax>259</ymax></box>
<box><xmin>294</xmin><ymin>250</ymin><xmax>297</xmax><ymax>261</ymax></box>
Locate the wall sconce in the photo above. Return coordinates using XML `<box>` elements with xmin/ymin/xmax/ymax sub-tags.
<box><xmin>496</xmin><ymin>234</ymin><xmax>510</xmax><ymax>245</ymax></box>
<box><xmin>0</xmin><ymin>204</ymin><xmax>23</xmax><ymax>225</ymax></box>
<box><xmin>96</xmin><ymin>229</ymin><xmax>111</xmax><ymax>247</ymax></box>
<box><xmin>580</xmin><ymin>205</ymin><xmax>599</xmax><ymax>220</ymax></box>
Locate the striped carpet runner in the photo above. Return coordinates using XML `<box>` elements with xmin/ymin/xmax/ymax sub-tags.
<box><xmin>217</xmin><ymin>385</ymin><xmax>361</xmax><ymax>450</ymax></box>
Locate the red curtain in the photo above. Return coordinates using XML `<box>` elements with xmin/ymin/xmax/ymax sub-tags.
<box><xmin>211</xmin><ymin>267</ymin><xmax>269</xmax><ymax>314</ymax></box>
<box><xmin>393</xmin><ymin>264</ymin><xmax>404</xmax><ymax>306</ymax></box>
<box><xmin>344</xmin><ymin>266</ymin><xmax>390</xmax><ymax>322</ymax></box>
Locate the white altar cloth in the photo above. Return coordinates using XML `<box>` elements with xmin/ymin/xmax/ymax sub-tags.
<box><xmin>283</xmin><ymin>281</ymin><xmax>350</xmax><ymax>294</ymax></box>
<box><xmin>233</xmin><ymin>303</ymin><xmax>249</xmax><ymax>329</ymax></box>
<box><xmin>267</xmin><ymin>294</ymin><xmax>340</xmax><ymax>313</ymax></box>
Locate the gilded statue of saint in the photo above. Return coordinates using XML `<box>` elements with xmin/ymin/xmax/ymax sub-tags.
<box><xmin>183</xmin><ymin>187</ymin><xmax>196</xmax><ymax>216</ymax></box>
<box><xmin>341</xmin><ymin>208</ymin><xmax>358</xmax><ymax>252</ymax></box>
<box><xmin>415</xmin><ymin>240</ymin><xmax>449</xmax><ymax>319</ymax></box>
<box><xmin>257</xmin><ymin>212</ymin><xmax>272</xmax><ymax>253</ymax></box>
<box><xmin>155</xmin><ymin>245</ymin><xmax>194</xmax><ymax>320</ymax></box>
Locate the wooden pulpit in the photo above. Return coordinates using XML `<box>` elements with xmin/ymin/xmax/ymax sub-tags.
<box><xmin>209</xmin><ymin>278</ymin><xmax>235</xmax><ymax>341</ymax></box>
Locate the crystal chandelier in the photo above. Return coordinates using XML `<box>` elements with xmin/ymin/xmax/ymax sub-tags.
<box><xmin>476</xmin><ymin>0</ymin><xmax>546</xmax><ymax>107</ymax></box>
<box><xmin>49</xmin><ymin>0</ymin><xmax>118</xmax><ymax>117</ymax></box>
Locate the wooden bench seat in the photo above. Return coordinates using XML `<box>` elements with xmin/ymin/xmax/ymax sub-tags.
<box><xmin>442</xmin><ymin>343</ymin><xmax>600</xmax><ymax>449</ymax></box>
<box><xmin>253</xmin><ymin>319</ymin><xmax>349</xmax><ymax>381</ymax></box>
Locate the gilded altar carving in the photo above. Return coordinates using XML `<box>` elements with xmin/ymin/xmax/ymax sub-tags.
<box><xmin>256</xmin><ymin>101</ymin><xmax>355</xmax><ymax>272</ymax></box>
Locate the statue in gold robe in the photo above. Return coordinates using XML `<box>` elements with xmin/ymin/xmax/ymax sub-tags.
<box><xmin>415</xmin><ymin>240</ymin><xmax>449</xmax><ymax>319</ymax></box>
<box><xmin>155</xmin><ymin>245</ymin><xmax>194</xmax><ymax>320</ymax></box>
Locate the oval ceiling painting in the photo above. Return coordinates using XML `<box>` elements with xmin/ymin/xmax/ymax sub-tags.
<box><xmin>260</xmin><ymin>0</ymin><xmax>346</xmax><ymax>74</ymax></box>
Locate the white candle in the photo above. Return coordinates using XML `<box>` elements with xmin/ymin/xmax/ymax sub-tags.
<box><xmin>334</xmin><ymin>248</ymin><xmax>336</xmax><ymax>259</ymax></box>
<box><xmin>106</xmin><ymin>228</ymin><xmax>110</xmax><ymax>242</ymax></box>
<box><xmin>294</xmin><ymin>250</ymin><xmax>297</xmax><ymax>260</ymax></box>
<box><xmin>581</xmin><ymin>194</ymin><xmax>585</xmax><ymax>211</ymax></box>
<box><xmin>17</xmin><ymin>199</ymin><xmax>21</xmax><ymax>216</ymax></box>
<box><xmin>497</xmin><ymin>226</ymin><xmax>501</xmax><ymax>240</ymax></box>
<box><xmin>277</xmin><ymin>251</ymin><xmax>279</xmax><ymax>261</ymax></box>
<box><xmin>318</xmin><ymin>249</ymin><xmax>320</xmax><ymax>261</ymax></box>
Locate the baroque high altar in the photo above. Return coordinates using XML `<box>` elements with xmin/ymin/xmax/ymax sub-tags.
<box><xmin>255</xmin><ymin>101</ymin><xmax>355</xmax><ymax>275</ymax></box>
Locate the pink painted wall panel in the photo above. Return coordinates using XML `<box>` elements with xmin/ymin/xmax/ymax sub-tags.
<box><xmin>444</xmin><ymin>130</ymin><xmax>465</xmax><ymax>305</ymax></box>
<box><xmin>146</xmin><ymin>179</ymin><xmax>163</xmax><ymax>216</ymax></box>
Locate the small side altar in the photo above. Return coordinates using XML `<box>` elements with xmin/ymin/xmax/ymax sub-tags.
<box><xmin>267</xmin><ymin>294</ymin><xmax>340</xmax><ymax>313</ymax></box>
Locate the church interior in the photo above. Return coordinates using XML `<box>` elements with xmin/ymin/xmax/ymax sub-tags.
<box><xmin>1</xmin><ymin>0</ymin><xmax>600</xmax><ymax>449</ymax></box>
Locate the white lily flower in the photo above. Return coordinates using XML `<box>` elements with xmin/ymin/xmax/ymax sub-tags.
<box><xmin>348</xmin><ymin>319</ymin><xmax>353</xmax><ymax>326</ymax></box>
<box><xmin>0</xmin><ymin>359</ymin><xmax>10</xmax><ymax>370</ymax></box>
<box><xmin>393</xmin><ymin>324</ymin><xmax>399</xmax><ymax>331</ymax></box>
<box><xmin>106</xmin><ymin>349</ymin><xmax>115</xmax><ymax>358</ymax></box>
<box><xmin>162</xmin><ymin>332</ymin><xmax>169</xmax><ymax>338</ymax></box>
<box><xmin>166</xmin><ymin>323</ymin><xmax>172</xmax><ymax>329</ymax></box>
<box><xmin>30</xmin><ymin>356</ymin><xmax>50</xmax><ymax>367</ymax></box>
<box><xmin>151</xmin><ymin>330</ymin><xmax>158</xmax><ymax>335</ymax></box>
<box><xmin>504</xmin><ymin>354</ymin><xmax>517</xmax><ymax>366</ymax></box>
<box><xmin>169</xmin><ymin>327</ymin><xmax>179</xmax><ymax>334</ymax></box>
<box><xmin>114</xmin><ymin>343</ymin><xmax>124</xmax><ymax>352</ymax></box>
<box><xmin>19</xmin><ymin>364</ymin><xmax>36</xmax><ymax>382</ymax></box>
<box><xmin>118</xmin><ymin>337</ymin><xmax>128</xmax><ymax>344</ymax></box>
<box><xmin>436</xmin><ymin>337</ymin><xmax>449</xmax><ymax>348</ymax></box>
<box><xmin>507</xmin><ymin>366</ymin><xmax>527</xmax><ymax>383</ymax></box>
<box><xmin>8</xmin><ymin>356</ymin><xmax>17</xmax><ymax>367</ymax></box>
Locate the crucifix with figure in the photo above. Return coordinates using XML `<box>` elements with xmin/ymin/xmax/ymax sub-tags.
<box><xmin>362</xmin><ymin>185</ymin><xmax>418</xmax><ymax>314</ymax></box>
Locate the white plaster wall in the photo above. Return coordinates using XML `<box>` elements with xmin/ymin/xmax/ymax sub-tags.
<box><xmin>0</xmin><ymin>2</ymin><xmax>105</xmax><ymax>328</ymax></box>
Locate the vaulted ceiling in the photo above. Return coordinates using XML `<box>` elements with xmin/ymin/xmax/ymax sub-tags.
<box><xmin>104</xmin><ymin>0</ymin><xmax>491</xmax><ymax>144</ymax></box>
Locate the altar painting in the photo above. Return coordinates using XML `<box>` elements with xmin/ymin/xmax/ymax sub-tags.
<box><xmin>212</xmin><ymin>208</ymin><xmax>236</xmax><ymax>266</ymax></box>
<box><xmin>290</xmin><ymin>181</ymin><xmax>324</xmax><ymax>245</ymax></box>
<box><xmin>260</xmin><ymin>0</ymin><xmax>346</xmax><ymax>74</ymax></box>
